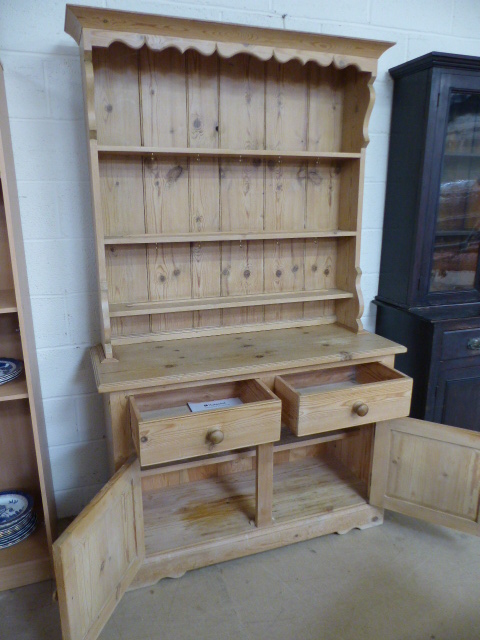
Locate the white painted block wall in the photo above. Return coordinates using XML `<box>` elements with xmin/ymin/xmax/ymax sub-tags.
<box><xmin>0</xmin><ymin>0</ymin><xmax>479</xmax><ymax>517</ymax></box>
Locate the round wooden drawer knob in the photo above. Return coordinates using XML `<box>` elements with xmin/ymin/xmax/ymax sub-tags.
<box><xmin>206</xmin><ymin>428</ymin><xmax>224</xmax><ymax>445</ymax></box>
<box><xmin>353</xmin><ymin>401</ymin><xmax>369</xmax><ymax>417</ymax></box>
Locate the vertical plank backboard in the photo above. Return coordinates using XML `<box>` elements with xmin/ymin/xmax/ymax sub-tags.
<box><xmin>221</xmin><ymin>241</ymin><xmax>264</xmax><ymax>325</ymax></box>
<box><xmin>100</xmin><ymin>157</ymin><xmax>145</xmax><ymax>236</ymax></box>
<box><xmin>141</xmin><ymin>48</ymin><xmax>189</xmax><ymax>234</ymax></box>
<box><xmin>308</xmin><ymin>65</ymin><xmax>344</xmax><ymax>152</ymax></box>
<box><xmin>187</xmin><ymin>51</ymin><xmax>220</xmax><ymax>327</ymax></box>
<box><xmin>140</xmin><ymin>48</ymin><xmax>188</xmax><ymax>148</ymax></box>
<box><xmin>93</xmin><ymin>43</ymin><xmax>141</xmax><ymax>146</ymax></box>
<box><xmin>106</xmin><ymin>245</ymin><xmax>150</xmax><ymax>336</ymax></box>
<box><xmin>53</xmin><ymin>457</ymin><xmax>144</xmax><ymax>640</ymax></box>
<box><xmin>220</xmin><ymin>55</ymin><xmax>265</xmax><ymax>232</ymax></box>
<box><xmin>144</xmin><ymin>158</ymin><xmax>190</xmax><ymax>234</ymax></box>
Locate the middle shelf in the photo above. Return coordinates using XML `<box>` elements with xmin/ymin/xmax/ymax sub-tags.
<box><xmin>104</xmin><ymin>230</ymin><xmax>357</xmax><ymax>245</ymax></box>
<box><xmin>109</xmin><ymin>288</ymin><xmax>353</xmax><ymax>317</ymax></box>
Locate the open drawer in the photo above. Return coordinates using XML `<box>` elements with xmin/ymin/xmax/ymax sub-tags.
<box><xmin>129</xmin><ymin>379</ymin><xmax>281</xmax><ymax>467</ymax></box>
<box><xmin>274</xmin><ymin>362</ymin><xmax>412</xmax><ymax>436</ymax></box>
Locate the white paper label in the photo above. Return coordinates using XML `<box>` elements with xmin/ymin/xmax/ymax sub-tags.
<box><xmin>188</xmin><ymin>397</ymin><xmax>243</xmax><ymax>413</ymax></box>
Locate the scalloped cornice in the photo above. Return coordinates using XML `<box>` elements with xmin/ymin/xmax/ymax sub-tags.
<box><xmin>66</xmin><ymin>5</ymin><xmax>393</xmax><ymax>75</ymax></box>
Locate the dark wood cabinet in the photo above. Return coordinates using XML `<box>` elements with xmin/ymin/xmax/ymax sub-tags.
<box><xmin>375</xmin><ymin>52</ymin><xmax>480</xmax><ymax>431</ymax></box>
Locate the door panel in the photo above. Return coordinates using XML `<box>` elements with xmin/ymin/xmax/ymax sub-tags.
<box><xmin>53</xmin><ymin>457</ymin><xmax>144</xmax><ymax>640</ymax></box>
<box><xmin>370</xmin><ymin>417</ymin><xmax>480</xmax><ymax>535</ymax></box>
<box><xmin>435</xmin><ymin>363</ymin><xmax>480</xmax><ymax>431</ymax></box>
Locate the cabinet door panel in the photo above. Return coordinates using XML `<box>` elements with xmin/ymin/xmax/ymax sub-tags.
<box><xmin>370</xmin><ymin>417</ymin><xmax>480</xmax><ymax>535</ymax></box>
<box><xmin>434</xmin><ymin>364</ymin><xmax>480</xmax><ymax>431</ymax></box>
<box><xmin>53</xmin><ymin>457</ymin><xmax>144</xmax><ymax>640</ymax></box>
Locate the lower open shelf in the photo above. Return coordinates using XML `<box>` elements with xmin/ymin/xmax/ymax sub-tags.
<box><xmin>0</xmin><ymin>522</ymin><xmax>52</xmax><ymax>590</ymax></box>
<box><xmin>143</xmin><ymin>455</ymin><xmax>368</xmax><ymax>557</ymax></box>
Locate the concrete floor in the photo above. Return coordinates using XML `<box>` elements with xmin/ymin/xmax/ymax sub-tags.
<box><xmin>1</xmin><ymin>511</ymin><xmax>480</xmax><ymax>640</ymax></box>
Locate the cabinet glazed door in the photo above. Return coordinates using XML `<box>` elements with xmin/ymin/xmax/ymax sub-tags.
<box><xmin>53</xmin><ymin>457</ymin><xmax>144</xmax><ymax>640</ymax></box>
<box><xmin>370</xmin><ymin>418</ymin><xmax>480</xmax><ymax>535</ymax></box>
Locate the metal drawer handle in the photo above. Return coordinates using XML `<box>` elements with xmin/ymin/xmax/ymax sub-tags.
<box><xmin>206</xmin><ymin>428</ymin><xmax>224</xmax><ymax>445</ymax></box>
<box><xmin>353</xmin><ymin>401</ymin><xmax>369</xmax><ymax>417</ymax></box>
<box><xmin>467</xmin><ymin>338</ymin><xmax>480</xmax><ymax>351</ymax></box>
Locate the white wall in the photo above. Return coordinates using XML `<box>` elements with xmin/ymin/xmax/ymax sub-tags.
<box><xmin>0</xmin><ymin>0</ymin><xmax>479</xmax><ymax>517</ymax></box>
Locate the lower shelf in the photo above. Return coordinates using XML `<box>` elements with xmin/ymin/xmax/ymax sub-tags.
<box><xmin>0</xmin><ymin>523</ymin><xmax>52</xmax><ymax>591</ymax></box>
<box><xmin>135</xmin><ymin>454</ymin><xmax>381</xmax><ymax>588</ymax></box>
<box><xmin>143</xmin><ymin>455</ymin><xmax>368</xmax><ymax>557</ymax></box>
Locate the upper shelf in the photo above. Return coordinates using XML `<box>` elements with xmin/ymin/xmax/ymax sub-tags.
<box><xmin>97</xmin><ymin>146</ymin><xmax>362</xmax><ymax>161</ymax></box>
<box><xmin>104</xmin><ymin>231</ymin><xmax>357</xmax><ymax>245</ymax></box>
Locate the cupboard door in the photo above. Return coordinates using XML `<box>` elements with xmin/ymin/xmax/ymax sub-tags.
<box><xmin>370</xmin><ymin>417</ymin><xmax>480</xmax><ymax>535</ymax></box>
<box><xmin>53</xmin><ymin>457</ymin><xmax>144</xmax><ymax>640</ymax></box>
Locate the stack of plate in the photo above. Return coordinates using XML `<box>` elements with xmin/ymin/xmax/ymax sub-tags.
<box><xmin>0</xmin><ymin>492</ymin><xmax>37</xmax><ymax>549</ymax></box>
<box><xmin>0</xmin><ymin>358</ymin><xmax>23</xmax><ymax>386</ymax></box>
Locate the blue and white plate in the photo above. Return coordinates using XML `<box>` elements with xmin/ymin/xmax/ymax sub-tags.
<box><xmin>0</xmin><ymin>514</ymin><xmax>37</xmax><ymax>549</ymax></box>
<box><xmin>0</xmin><ymin>491</ymin><xmax>34</xmax><ymax>527</ymax></box>
<box><xmin>0</xmin><ymin>358</ymin><xmax>23</xmax><ymax>385</ymax></box>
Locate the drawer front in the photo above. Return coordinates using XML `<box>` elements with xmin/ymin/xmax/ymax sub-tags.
<box><xmin>130</xmin><ymin>379</ymin><xmax>281</xmax><ymax>467</ymax></box>
<box><xmin>275</xmin><ymin>363</ymin><xmax>412</xmax><ymax>436</ymax></box>
<box><xmin>442</xmin><ymin>328</ymin><xmax>480</xmax><ymax>361</ymax></box>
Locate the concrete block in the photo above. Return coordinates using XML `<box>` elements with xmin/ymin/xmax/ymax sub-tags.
<box><xmin>16</xmin><ymin>181</ymin><xmax>61</xmax><ymax>240</ymax></box>
<box><xmin>361</xmin><ymin>311</ymin><xmax>377</xmax><ymax>333</ymax></box>
<box><xmin>43</xmin><ymin>396</ymin><xmax>79</xmax><ymax>447</ymax></box>
<box><xmin>273</xmin><ymin>0</ymin><xmax>368</xmax><ymax>23</ymax></box>
<box><xmin>407</xmin><ymin>32</ymin><xmax>480</xmax><ymax>60</ymax></box>
<box><xmin>44</xmin><ymin>55</ymin><xmax>83</xmax><ymax>120</ymax></box>
<box><xmin>360</xmin><ymin>228</ymin><xmax>383</xmax><ymax>275</ymax></box>
<box><xmin>0</xmin><ymin>52</ymin><xmax>48</xmax><ymax>119</ymax></box>
<box><xmin>361</xmin><ymin>272</ymin><xmax>380</xmax><ymax>313</ymax></box>
<box><xmin>49</xmin><ymin>439</ymin><xmax>109</xmax><ymax>492</ymax></box>
<box><xmin>66</xmin><ymin>292</ymin><xmax>101</xmax><ymax>346</ymax></box>
<box><xmin>24</xmin><ymin>238</ymin><xmax>96</xmax><ymax>296</ymax></box>
<box><xmin>54</xmin><ymin>487</ymin><xmax>84</xmax><ymax>519</ymax></box>
<box><xmin>452</xmin><ymin>0</ymin><xmax>480</xmax><ymax>38</ymax></box>
<box><xmin>9</xmin><ymin>119</ymin><xmax>89</xmax><ymax>183</ymax></box>
<box><xmin>37</xmin><ymin>345</ymin><xmax>96</xmax><ymax>398</ymax></box>
<box><xmin>370</xmin><ymin>0</ymin><xmax>454</xmax><ymax>35</ymax></box>
<box><xmin>56</xmin><ymin>181</ymin><xmax>94</xmax><ymax>239</ymax></box>
<box><xmin>75</xmin><ymin>393</ymin><xmax>106</xmax><ymax>443</ymax></box>
<box><xmin>365</xmin><ymin>133</ymin><xmax>390</xmax><ymax>183</ymax></box>
<box><xmin>0</xmin><ymin>0</ymin><xmax>104</xmax><ymax>55</ymax></box>
<box><xmin>30</xmin><ymin>295</ymin><xmax>69</xmax><ymax>349</ymax></box>
<box><xmin>362</xmin><ymin>181</ymin><xmax>387</xmax><ymax>230</ymax></box>
<box><xmin>369</xmin><ymin>81</ymin><xmax>393</xmax><ymax>135</ymax></box>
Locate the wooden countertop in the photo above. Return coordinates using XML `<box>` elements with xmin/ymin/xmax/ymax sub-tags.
<box><xmin>90</xmin><ymin>325</ymin><xmax>406</xmax><ymax>394</ymax></box>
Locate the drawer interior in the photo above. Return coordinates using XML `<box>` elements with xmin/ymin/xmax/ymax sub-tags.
<box><xmin>132</xmin><ymin>379</ymin><xmax>277</xmax><ymax>422</ymax></box>
<box><xmin>279</xmin><ymin>362</ymin><xmax>405</xmax><ymax>395</ymax></box>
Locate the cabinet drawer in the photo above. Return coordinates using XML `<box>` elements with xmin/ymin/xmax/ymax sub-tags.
<box><xmin>442</xmin><ymin>328</ymin><xmax>480</xmax><ymax>361</ymax></box>
<box><xmin>129</xmin><ymin>379</ymin><xmax>281</xmax><ymax>467</ymax></box>
<box><xmin>274</xmin><ymin>363</ymin><xmax>412</xmax><ymax>436</ymax></box>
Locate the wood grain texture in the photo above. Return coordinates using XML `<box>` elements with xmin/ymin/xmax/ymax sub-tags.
<box><xmin>81</xmin><ymin>20</ymin><xmax>381</xmax><ymax>349</ymax></box>
<box><xmin>130</xmin><ymin>378</ymin><xmax>281</xmax><ymax>466</ymax></box>
<box><xmin>91</xmin><ymin>324</ymin><xmax>406</xmax><ymax>393</ymax></box>
<box><xmin>0</xmin><ymin>67</ymin><xmax>56</xmax><ymax>579</ymax></box>
<box><xmin>370</xmin><ymin>417</ymin><xmax>480</xmax><ymax>535</ymax></box>
<box><xmin>275</xmin><ymin>362</ymin><xmax>412</xmax><ymax>436</ymax></box>
<box><xmin>53</xmin><ymin>457</ymin><xmax>144</xmax><ymax>640</ymax></box>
